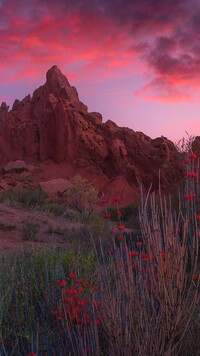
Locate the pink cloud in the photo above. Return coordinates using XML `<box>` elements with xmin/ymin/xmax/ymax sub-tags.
<box><xmin>1</xmin><ymin>0</ymin><xmax>200</xmax><ymax>104</ymax></box>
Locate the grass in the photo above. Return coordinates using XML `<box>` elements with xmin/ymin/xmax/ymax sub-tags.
<box><xmin>0</xmin><ymin>153</ymin><xmax>199</xmax><ymax>355</ymax></box>
<box><xmin>0</xmin><ymin>188</ymin><xmax>67</xmax><ymax>217</ymax></box>
<box><xmin>22</xmin><ymin>219</ymin><xmax>39</xmax><ymax>241</ymax></box>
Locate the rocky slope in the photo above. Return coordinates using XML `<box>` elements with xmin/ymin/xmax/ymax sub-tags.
<box><xmin>0</xmin><ymin>65</ymin><xmax>197</xmax><ymax>204</ymax></box>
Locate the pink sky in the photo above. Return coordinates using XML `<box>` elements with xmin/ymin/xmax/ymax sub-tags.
<box><xmin>0</xmin><ymin>0</ymin><xmax>200</xmax><ymax>142</ymax></box>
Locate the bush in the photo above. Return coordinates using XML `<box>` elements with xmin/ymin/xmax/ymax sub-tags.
<box><xmin>64</xmin><ymin>175</ymin><xmax>99</xmax><ymax>226</ymax></box>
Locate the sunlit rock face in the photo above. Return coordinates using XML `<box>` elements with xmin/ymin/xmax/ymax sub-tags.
<box><xmin>0</xmin><ymin>65</ymin><xmax>186</xmax><ymax>202</ymax></box>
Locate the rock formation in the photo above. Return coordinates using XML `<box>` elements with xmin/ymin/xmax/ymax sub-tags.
<box><xmin>0</xmin><ymin>65</ymin><xmax>193</xmax><ymax>204</ymax></box>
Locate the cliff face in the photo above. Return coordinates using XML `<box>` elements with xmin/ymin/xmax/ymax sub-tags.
<box><xmin>0</xmin><ymin>65</ymin><xmax>191</xmax><ymax>200</ymax></box>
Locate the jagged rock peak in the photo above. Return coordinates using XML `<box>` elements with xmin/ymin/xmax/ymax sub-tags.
<box><xmin>46</xmin><ymin>65</ymin><xmax>70</xmax><ymax>89</ymax></box>
<box><xmin>45</xmin><ymin>65</ymin><xmax>79</xmax><ymax>102</ymax></box>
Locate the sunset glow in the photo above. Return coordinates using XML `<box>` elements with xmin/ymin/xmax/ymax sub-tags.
<box><xmin>0</xmin><ymin>0</ymin><xmax>200</xmax><ymax>141</ymax></box>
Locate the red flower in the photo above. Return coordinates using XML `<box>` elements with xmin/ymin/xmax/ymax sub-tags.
<box><xmin>188</xmin><ymin>172</ymin><xmax>197</xmax><ymax>178</ymax></box>
<box><xmin>117</xmin><ymin>235</ymin><xmax>123</xmax><ymax>241</ymax></box>
<box><xmin>93</xmin><ymin>301</ymin><xmax>101</xmax><ymax>307</ymax></box>
<box><xmin>189</xmin><ymin>152</ymin><xmax>196</xmax><ymax>159</ymax></box>
<box><xmin>100</xmin><ymin>199</ymin><xmax>108</xmax><ymax>205</ymax></box>
<box><xmin>95</xmin><ymin>317</ymin><xmax>101</xmax><ymax>326</ymax></box>
<box><xmin>59</xmin><ymin>281</ymin><xmax>68</xmax><ymax>288</ymax></box>
<box><xmin>160</xmin><ymin>251</ymin><xmax>165</xmax><ymax>258</ymax></box>
<box><xmin>185</xmin><ymin>194</ymin><xmax>196</xmax><ymax>200</ymax></box>
<box><xmin>26</xmin><ymin>353</ymin><xmax>37</xmax><ymax>356</ymax></box>
<box><xmin>184</xmin><ymin>159</ymin><xmax>188</xmax><ymax>164</ymax></box>
<box><xmin>196</xmin><ymin>215</ymin><xmax>200</xmax><ymax>221</ymax></box>
<box><xmin>128</xmin><ymin>250</ymin><xmax>138</xmax><ymax>257</ymax></box>
<box><xmin>69</xmin><ymin>273</ymin><xmax>77</xmax><ymax>279</ymax></box>
<box><xmin>111</xmin><ymin>228</ymin><xmax>115</xmax><ymax>233</ymax></box>
<box><xmin>103</xmin><ymin>214</ymin><xmax>111</xmax><ymax>219</ymax></box>
<box><xmin>117</xmin><ymin>211</ymin><xmax>122</xmax><ymax>217</ymax></box>
<box><xmin>118</xmin><ymin>225</ymin><xmax>125</xmax><ymax>231</ymax></box>
<box><xmin>113</xmin><ymin>197</ymin><xmax>120</xmax><ymax>203</ymax></box>
<box><xmin>136</xmin><ymin>241</ymin><xmax>143</xmax><ymax>247</ymax></box>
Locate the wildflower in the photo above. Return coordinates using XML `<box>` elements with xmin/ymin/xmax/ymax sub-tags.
<box><xmin>69</xmin><ymin>273</ymin><xmax>77</xmax><ymax>279</ymax></box>
<box><xmin>118</xmin><ymin>225</ymin><xmax>125</xmax><ymax>231</ymax></box>
<box><xmin>103</xmin><ymin>213</ymin><xmax>111</xmax><ymax>219</ymax></box>
<box><xmin>93</xmin><ymin>301</ymin><xmax>101</xmax><ymax>307</ymax></box>
<box><xmin>185</xmin><ymin>194</ymin><xmax>196</xmax><ymax>200</ymax></box>
<box><xmin>136</xmin><ymin>241</ymin><xmax>143</xmax><ymax>247</ymax></box>
<box><xmin>160</xmin><ymin>251</ymin><xmax>165</xmax><ymax>258</ymax></box>
<box><xmin>76</xmin><ymin>279</ymin><xmax>83</xmax><ymax>284</ymax></box>
<box><xmin>113</xmin><ymin>197</ymin><xmax>120</xmax><ymax>203</ymax></box>
<box><xmin>26</xmin><ymin>353</ymin><xmax>36</xmax><ymax>356</ymax></box>
<box><xmin>100</xmin><ymin>199</ymin><xmax>108</xmax><ymax>205</ymax></box>
<box><xmin>59</xmin><ymin>281</ymin><xmax>68</xmax><ymax>288</ymax></box>
<box><xmin>111</xmin><ymin>228</ymin><xmax>115</xmax><ymax>233</ymax></box>
<box><xmin>95</xmin><ymin>317</ymin><xmax>101</xmax><ymax>326</ymax></box>
<box><xmin>128</xmin><ymin>250</ymin><xmax>138</xmax><ymax>257</ymax></box>
<box><xmin>117</xmin><ymin>211</ymin><xmax>122</xmax><ymax>217</ymax></box>
<box><xmin>50</xmin><ymin>311</ymin><xmax>58</xmax><ymax>316</ymax></box>
<box><xmin>117</xmin><ymin>235</ymin><xmax>123</xmax><ymax>241</ymax></box>
<box><xmin>188</xmin><ymin>172</ymin><xmax>197</xmax><ymax>178</ymax></box>
<box><xmin>189</xmin><ymin>152</ymin><xmax>196</xmax><ymax>159</ymax></box>
<box><xmin>196</xmin><ymin>215</ymin><xmax>200</xmax><ymax>221</ymax></box>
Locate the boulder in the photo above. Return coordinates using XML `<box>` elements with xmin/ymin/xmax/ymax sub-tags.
<box><xmin>3</xmin><ymin>160</ymin><xmax>27</xmax><ymax>173</ymax></box>
<box><xmin>39</xmin><ymin>179</ymin><xmax>73</xmax><ymax>197</ymax></box>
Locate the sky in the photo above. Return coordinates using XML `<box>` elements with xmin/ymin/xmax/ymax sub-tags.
<box><xmin>0</xmin><ymin>0</ymin><xmax>200</xmax><ymax>143</ymax></box>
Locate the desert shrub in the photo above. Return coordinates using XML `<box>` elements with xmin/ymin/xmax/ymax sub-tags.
<box><xmin>1</xmin><ymin>188</ymin><xmax>47</xmax><ymax>209</ymax></box>
<box><xmin>64</xmin><ymin>175</ymin><xmax>99</xmax><ymax>227</ymax></box>
<box><xmin>13</xmin><ymin>188</ymin><xmax>47</xmax><ymax>208</ymax></box>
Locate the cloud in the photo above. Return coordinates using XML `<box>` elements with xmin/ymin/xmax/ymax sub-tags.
<box><xmin>1</xmin><ymin>0</ymin><xmax>200</xmax><ymax>102</ymax></box>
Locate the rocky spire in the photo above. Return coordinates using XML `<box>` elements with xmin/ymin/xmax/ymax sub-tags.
<box><xmin>46</xmin><ymin>65</ymin><xmax>79</xmax><ymax>101</ymax></box>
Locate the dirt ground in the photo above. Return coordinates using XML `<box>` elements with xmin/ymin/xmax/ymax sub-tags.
<box><xmin>0</xmin><ymin>202</ymin><xmax>81</xmax><ymax>258</ymax></box>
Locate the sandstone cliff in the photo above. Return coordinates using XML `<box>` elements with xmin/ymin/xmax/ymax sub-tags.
<box><xmin>0</xmin><ymin>65</ymin><xmax>195</xmax><ymax>203</ymax></box>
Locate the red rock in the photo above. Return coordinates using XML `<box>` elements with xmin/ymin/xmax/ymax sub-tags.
<box><xmin>3</xmin><ymin>160</ymin><xmax>27</xmax><ymax>173</ymax></box>
<box><xmin>0</xmin><ymin>65</ymin><xmax>193</xmax><ymax>204</ymax></box>
<box><xmin>39</xmin><ymin>179</ymin><xmax>73</xmax><ymax>197</ymax></box>
<box><xmin>0</xmin><ymin>179</ymin><xmax>12</xmax><ymax>191</ymax></box>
